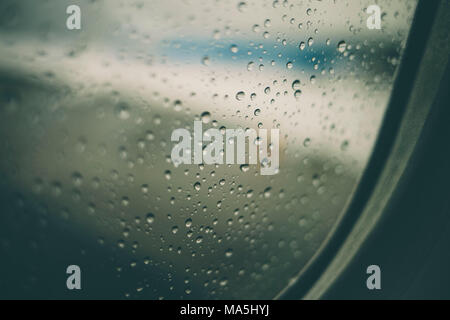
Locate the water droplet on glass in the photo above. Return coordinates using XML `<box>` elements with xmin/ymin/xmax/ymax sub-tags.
<box><xmin>337</xmin><ymin>41</ymin><xmax>347</xmax><ymax>53</ymax></box>
<box><xmin>240</xmin><ymin>164</ymin><xmax>250</xmax><ymax>172</ymax></box>
<box><xmin>116</xmin><ymin>103</ymin><xmax>130</xmax><ymax>120</ymax></box>
<box><xmin>237</xmin><ymin>2</ymin><xmax>247</xmax><ymax>12</ymax></box>
<box><xmin>225</xmin><ymin>249</ymin><xmax>233</xmax><ymax>258</ymax></box>
<box><xmin>202</xmin><ymin>56</ymin><xmax>210</xmax><ymax>66</ymax></box>
<box><xmin>292</xmin><ymin>80</ymin><xmax>301</xmax><ymax>90</ymax></box>
<box><xmin>303</xmin><ymin>138</ymin><xmax>311</xmax><ymax>147</ymax></box>
<box><xmin>146</xmin><ymin>213</ymin><xmax>155</xmax><ymax>224</ymax></box>
<box><xmin>236</xmin><ymin>91</ymin><xmax>245</xmax><ymax>101</ymax></box>
<box><xmin>201</xmin><ymin>111</ymin><xmax>211</xmax><ymax>124</ymax></box>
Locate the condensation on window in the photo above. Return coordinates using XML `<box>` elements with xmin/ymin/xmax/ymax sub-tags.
<box><xmin>0</xmin><ymin>0</ymin><xmax>417</xmax><ymax>299</ymax></box>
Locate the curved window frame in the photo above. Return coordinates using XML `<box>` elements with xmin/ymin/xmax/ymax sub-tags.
<box><xmin>278</xmin><ymin>0</ymin><xmax>450</xmax><ymax>300</ymax></box>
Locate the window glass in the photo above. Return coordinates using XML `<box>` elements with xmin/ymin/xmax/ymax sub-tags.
<box><xmin>0</xmin><ymin>0</ymin><xmax>417</xmax><ymax>299</ymax></box>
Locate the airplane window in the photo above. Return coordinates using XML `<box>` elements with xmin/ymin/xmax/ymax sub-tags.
<box><xmin>0</xmin><ymin>0</ymin><xmax>419</xmax><ymax>299</ymax></box>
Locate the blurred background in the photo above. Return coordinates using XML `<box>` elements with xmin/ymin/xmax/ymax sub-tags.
<box><xmin>0</xmin><ymin>0</ymin><xmax>419</xmax><ymax>299</ymax></box>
